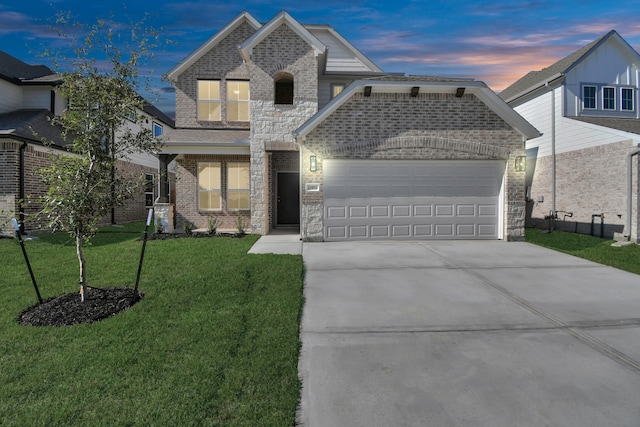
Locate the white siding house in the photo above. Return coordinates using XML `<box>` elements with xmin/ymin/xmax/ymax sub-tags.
<box><xmin>501</xmin><ymin>30</ymin><xmax>640</xmax><ymax>241</ymax></box>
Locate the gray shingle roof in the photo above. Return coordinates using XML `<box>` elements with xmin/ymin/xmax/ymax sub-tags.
<box><xmin>568</xmin><ymin>116</ymin><xmax>640</xmax><ymax>136</ymax></box>
<box><xmin>0</xmin><ymin>109</ymin><xmax>68</xmax><ymax>147</ymax></box>
<box><xmin>499</xmin><ymin>31</ymin><xmax>614</xmax><ymax>102</ymax></box>
<box><xmin>0</xmin><ymin>50</ymin><xmax>56</xmax><ymax>83</ymax></box>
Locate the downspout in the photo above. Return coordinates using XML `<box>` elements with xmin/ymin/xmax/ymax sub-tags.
<box><xmin>550</xmin><ymin>84</ymin><xmax>557</xmax><ymax>224</ymax></box>
<box><xmin>19</xmin><ymin>142</ymin><xmax>26</xmax><ymax>234</ymax></box>
<box><xmin>626</xmin><ymin>144</ymin><xmax>640</xmax><ymax>240</ymax></box>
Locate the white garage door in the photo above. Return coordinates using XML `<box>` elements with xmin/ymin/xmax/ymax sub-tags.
<box><xmin>323</xmin><ymin>160</ymin><xmax>505</xmax><ymax>240</ymax></box>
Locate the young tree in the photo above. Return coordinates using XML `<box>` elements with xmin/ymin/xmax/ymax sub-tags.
<box><xmin>39</xmin><ymin>13</ymin><xmax>165</xmax><ymax>301</ymax></box>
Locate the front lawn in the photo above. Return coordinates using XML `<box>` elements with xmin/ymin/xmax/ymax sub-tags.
<box><xmin>525</xmin><ymin>228</ymin><xmax>640</xmax><ymax>275</ymax></box>
<box><xmin>0</xmin><ymin>223</ymin><xmax>304</xmax><ymax>426</ymax></box>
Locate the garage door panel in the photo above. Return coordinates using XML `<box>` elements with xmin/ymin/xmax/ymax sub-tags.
<box><xmin>323</xmin><ymin>160</ymin><xmax>504</xmax><ymax>241</ymax></box>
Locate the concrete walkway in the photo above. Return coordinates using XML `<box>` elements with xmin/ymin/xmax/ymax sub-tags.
<box><xmin>247</xmin><ymin>231</ymin><xmax>302</xmax><ymax>255</ymax></box>
<box><xmin>297</xmin><ymin>240</ymin><xmax>640</xmax><ymax>426</ymax></box>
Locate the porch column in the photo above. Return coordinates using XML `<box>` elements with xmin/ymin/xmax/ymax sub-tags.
<box><xmin>158</xmin><ymin>154</ymin><xmax>176</xmax><ymax>203</ymax></box>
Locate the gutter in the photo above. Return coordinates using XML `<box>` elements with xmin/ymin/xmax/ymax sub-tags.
<box><xmin>626</xmin><ymin>144</ymin><xmax>640</xmax><ymax>240</ymax></box>
<box><xmin>504</xmin><ymin>72</ymin><xmax>564</xmax><ymax>104</ymax></box>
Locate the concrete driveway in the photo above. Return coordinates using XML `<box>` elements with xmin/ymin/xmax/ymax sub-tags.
<box><xmin>297</xmin><ymin>240</ymin><xmax>640</xmax><ymax>427</ymax></box>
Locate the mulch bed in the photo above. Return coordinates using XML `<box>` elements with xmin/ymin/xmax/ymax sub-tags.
<box><xmin>18</xmin><ymin>287</ymin><xmax>143</xmax><ymax>327</ymax></box>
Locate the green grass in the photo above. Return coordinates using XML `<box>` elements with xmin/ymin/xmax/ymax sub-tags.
<box><xmin>525</xmin><ymin>228</ymin><xmax>640</xmax><ymax>275</ymax></box>
<box><xmin>0</xmin><ymin>223</ymin><xmax>304</xmax><ymax>426</ymax></box>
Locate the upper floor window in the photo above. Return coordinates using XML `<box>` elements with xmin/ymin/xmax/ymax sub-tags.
<box><xmin>274</xmin><ymin>73</ymin><xmax>294</xmax><ymax>105</ymax></box>
<box><xmin>621</xmin><ymin>88</ymin><xmax>634</xmax><ymax>111</ymax></box>
<box><xmin>153</xmin><ymin>122</ymin><xmax>163</xmax><ymax>137</ymax></box>
<box><xmin>197</xmin><ymin>80</ymin><xmax>221</xmax><ymax>121</ymax></box>
<box><xmin>603</xmin><ymin>87</ymin><xmax>615</xmax><ymax>110</ymax></box>
<box><xmin>331</xmin><ymin>84</ymin><xmax>345</xmax><ymax>99</ymax></box>
<box><xmin>583</xmin><ymin>86</ymin><xmax>596</xmax><ymax>109</ymax></box>
<box><xmin>198</xmin><ymin>162</ymin><xmax>221</xmax><ymax>210</ymax></box>
<box><xmin>227</xmin><ymin>81</ymin><xmax>250</xmax><ymax>121</ymax></box>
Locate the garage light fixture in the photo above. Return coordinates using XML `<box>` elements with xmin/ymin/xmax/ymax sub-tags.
<box><xmin>515</xmin><ymin>156</ymin><xmax>526</xmax><ymax>172</ymax></box>
<box><xmin>455</xmin><ymin>87</ymin><xmax>465</xmax><ymax>97</ymax></box>
<box><xmin>310</xmin><ymin>155</ymin><xmax>317</xmax><ymax>172</ymax></box>
<box><xmin>410</xmin><ymin>87</ymin><xmax>420</xmax><ymax>97</ymax></box>
<box><xmin>364</xmin><ymin>86</ymin><xmax>372</xmax><ymax>97</ymax></box>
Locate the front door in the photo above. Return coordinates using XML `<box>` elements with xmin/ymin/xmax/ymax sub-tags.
<box><xmin>277</xmin><ymin>172</ymin><xmax>300</xmax><ymax>226</ymax></box>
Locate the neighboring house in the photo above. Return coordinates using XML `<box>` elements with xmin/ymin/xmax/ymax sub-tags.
<box><xmin>500</xmin><ymin>30</ymin><xmax>640</xmax><ymax>242</ymax></box>
<box><xmin>0</xmin><ymin>50</ymin><xmax>172</xmax><ymax>236</ymax></box>
<box><xmin>159</xmin><ymin>10</ymin><xmax>538</xmax><ymax>241</ymax></box>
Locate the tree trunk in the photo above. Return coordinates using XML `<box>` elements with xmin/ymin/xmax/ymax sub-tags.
<box><xmin>76</xmin><ymin>235</ymin><xmax>88</xmax><ymax>302</ymax></box>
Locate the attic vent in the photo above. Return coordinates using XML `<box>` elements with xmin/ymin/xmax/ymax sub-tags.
<box><xmin>274</xmin><ymin>73</ymin><xmax>294</xmax><ymax>105</ymax></box>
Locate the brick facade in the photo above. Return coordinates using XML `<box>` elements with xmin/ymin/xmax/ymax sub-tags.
<box><xmin>300</xmin><ymin>92</ymin><xmax>526</xmax><ymax>241</ymax></box>
<box><xmin>0</xmin><ymin>141</ymin><xmax>157</xmax><ymax>237</ymax></box>
<box><xmin>526</xmin><ymin>139</ymin><xmax>639</xmax><ymax>240</ymax></box>
<box><xmin>175</xmin><ymin>154</ymin><xmax>251</xmax><ymax>231</ymax></box>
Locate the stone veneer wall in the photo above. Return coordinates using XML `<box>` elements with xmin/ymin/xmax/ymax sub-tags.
<box><xmin>248</xmin><ymin>23</ymin><xmax>318</xmax><ymax>234</ymax></box>
<box><xmin>526</xmin><ymin>139</ymin><xmax>638</xmax><ymax>240</ymax></box>
<box><xmin>174</xmin><ymin>154</ymin><xmax>251</xmax><ymax>232</ymax></box>
<box><xmin>301</xmin><ymin>92</ymin><xmax>526</xmax><ymax>241</ymax></box>
<box><xmin>173</xmin><ymin>22</ymin><xmax>256</xmax><ymax>129</ymax></box>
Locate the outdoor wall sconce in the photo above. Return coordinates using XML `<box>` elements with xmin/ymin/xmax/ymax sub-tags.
<box><xmin>515</xmin><ymin>155</ymin><xmax>526</xmax><ymax>172</ymax></box>
<box><xmin>455</xmin><ymin>87</ymin><xmax>466</xmax><ymax>97</ymax></box>
<box><xmin>310</xmin><ymin>155</ymin><xmax>317</xmax><ymax>172</ymax></box>
<box><xmin>410</xmin><ymin>87</ymin><xmax>420</xmax><ymax>97</ymax></box>
<box><xmin>364</xmin><ymin>86</ymin><xmax>372</xmax><ymax>97</ymax></box>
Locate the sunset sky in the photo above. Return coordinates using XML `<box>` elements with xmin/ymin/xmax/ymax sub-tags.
<box><xmin>2</xmin><ymin>0</ymin><xmax>640</xmax><ymax>118</ymax></box>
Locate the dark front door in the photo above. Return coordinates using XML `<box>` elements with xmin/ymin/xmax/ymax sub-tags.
<box><xmin>277</xmin><ymin>172</ymin><xmax>300</xmax><ymax>225</ymax></box>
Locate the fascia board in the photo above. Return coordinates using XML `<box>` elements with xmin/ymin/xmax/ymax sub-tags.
<box><xmin>240</xmin><ymin>11</ymin><xmax>326</xmax><ymax>63</ymax></box>
<box><xmin>167</xmin><ymin>11</ymin><xmax>261</xmax><ymax>81</ymax></box>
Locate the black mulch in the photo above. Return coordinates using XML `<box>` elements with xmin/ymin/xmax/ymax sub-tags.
<box><xmin>18</xmin><ymin>287</ymin><xmax>143</xmax><ymax>327</ymax></box>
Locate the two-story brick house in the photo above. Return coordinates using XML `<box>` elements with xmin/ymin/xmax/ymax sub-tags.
<box><xmin>160</xmin><ymin>10</ymin><xmax>539</xmax><ymax>241</ymax></box>
<box><xmin>0</xmin><ymin>50</ymin><xmax>172</xmax><ymax>236</ymax></box>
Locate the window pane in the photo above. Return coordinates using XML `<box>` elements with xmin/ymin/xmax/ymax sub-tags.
<box><xmin>622</xmin><ymin>88</ymin><xmax>634</xmax><ymax>111</ymax></box>
<box><xmin>583</xmin><ymin>86</ymin><xmax>596</xmax><ymax>109</ymax></box>
<box><xmin>228</xmin><ymin>162</ymin><xmax>250</xmax><ymax>189</ymax></box>
<box><xmin>228</xmin><ymin>102</ymin><xmax>250</xmax><ymax>121</ymax></box>
<box><xmin>153</xmin><ymin>122</ymin><xmax>163</xmax><ymax>137</ymax></box>
<box><xmin>198</xmin><ymin>81</ymin><xmax>220</xmax><ymax>100</ymax></box>
<box><xmin>198</xmin><ymin>102</ymin><xmax>221</xmax><ymax>121</ymax></box>
<box><xmin>227</xmin><ymin>81</ymin><xmax>249</xmax><ymax>101</ymax></box>
<box><xmin>332</xmin><ymin>84</ymin><xmax>345</xmax><ymax>98</ymax></box>
<box><xmin>198</xmin><ymin>163</ymin><xmax>221</xmax><ymax>190</ymax></box>
<box><xmin>275</xmin><ymin>76</ymin><xmax>294</xmax><ymax>104</ymax></box>
<box><xmin>228</xmin><ymin>191</ymin><xmax>250</xmax><ymax>210</ymax></box>
<box><xmin>199</xmin><ymin>190</ymin><xmax>221</xmax><ymax>210</ymax></box>
<box><xmin>603</xmin><ymin>87</ymin><xmax>615</xmax><ymax>110</ymax></box>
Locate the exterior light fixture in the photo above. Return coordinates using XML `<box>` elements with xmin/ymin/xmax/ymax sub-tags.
<box><xmin>310</xmin><ymin>155</ymin><xmax>317</xmax><ymax>172</ymax></box>
<box><xmin>410</xmin><ymin>87</ymin><xmax>419</xmax><ymax>97</ymax></box>
<box><xmin>455</xmin><ymin>87</ymin><xmax>465</xmax><ymax>97</ymax></box>
<box><xmin>515</xmin><ymin>156</ymin><xmax>526</xmax><ymax>172</ymax></box>
<box><xmin>364</xmin><ymin>86</ymin><xmax>372</xmax><ymax>97</ymax></box>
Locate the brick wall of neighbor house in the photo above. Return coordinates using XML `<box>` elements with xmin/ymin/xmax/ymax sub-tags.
<box><xmin>300</xmin><ymin>92</ymin><xmax>526</xmax><ymax>241</ymax></box>
<box><xmin>249</xmin><ymin>23</ymin><xmax>319</xmax><ymax>234</ymax></box>
<box><xmin>173</xmin><ymin>21</ymin><xmax>256</xmax><ymax>129</ymax></box>
<box><xmin>0</xmin><ymin>142</ymin><xmax>20</xmax><ymax>236</ymax></box>
<box><xmin>175</xmin><ymin>154</ymin><xmax>251</xmax><ymax>232</ymax></box>
<box><xmin>268</xmin><ymin>151</ymin><xmax>300</xmax><ymax>229</ymax></box>
<box><xmin>526</xmin><ymin>139</ymin><xmax>638</xmax><ymax>240</ymax></box>
<box><xmin>111</xmin><ymin>159</ymin><xmax>158</xmax><ymax>224</ymax></box>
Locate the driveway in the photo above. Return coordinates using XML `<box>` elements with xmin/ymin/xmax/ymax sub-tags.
<box><xmin>297</xmin><ymin>240</ymin><xmax>640</xmax><ymax>426</ymax></box>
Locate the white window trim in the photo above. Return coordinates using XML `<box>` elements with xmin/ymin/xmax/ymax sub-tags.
<box><xmin>621</xmin><ymin>87</ymin><xmax>635</xmax><ymax>111</ymax></box>
<box><xmin>602</xmin><ymin>86</ymin><xmax>616</xmax><ymax>110</ymax></box>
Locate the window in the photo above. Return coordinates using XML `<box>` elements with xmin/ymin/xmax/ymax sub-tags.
<box><xmin>153</xmin><ymin>122</ymin><xmax>163</xmax><ymax>137</ymax></box>
<box><xmin>622</xmin><ymin>88</ymin><xmax>634</xmax><ymax>111</ymax></box>
<box><xmin>227</xmin><ymin>162</ymin><xmax>250</xmax><ymax>210</ymax></box>
<box><xmin>227</xmin><ymin>81</ymin><xmax>250</xmax><ymax>121</ymax></box>
<box><xmin>603</xmin><ymin>87</ymin><xmax>615</xmax><ymax>110</ymax></box>
<box><xmin>583</xmin><ymin>86</ymin><xmax>596</xmax><ymax>109</ymax></box>
<box><xmin>197</xmin><ymin>80</ymin><xmax>221</xmax><ymax>121</ymax></box>
<box><xmin>144</xmin><ymin>174</ymin><xmax>155</xmax><ymax>208</ymax></box>
<box><xmin>274</xmin><ymin>74</ymin><xmax>294</xmax><ymax>104</ymax></box>
<box><xmin>198</xmin><ymin>162</ymin><xmax>221</xmax><ymax>210</ymax></box>
<box><xmin>331</xmin><ymin>84</ymin><xmax>345</xmax><ymax>99</ymax></box>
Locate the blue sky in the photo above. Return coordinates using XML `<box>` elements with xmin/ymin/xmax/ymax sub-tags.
<box><xmin>2</xmin><ymin>0</ymin><xmax>640</xmax><ymax>118</ymax></box>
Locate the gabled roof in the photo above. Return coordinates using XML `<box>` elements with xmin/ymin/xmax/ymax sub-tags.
<box><xmin>0</xmin><ymin>50</ymin><xmax>58</xmax><ymax>84</ymax></box>
<box><xmin>239</xmin><ymin>11</ymin><xmax>326</xmax><ymax>63</ymax></box>
<box><xmin>167</xmin><ymin>11</ymin><xmax>261</xmax><ymax>81</ymax></box>
<box><xmin>294</xmin><ymin>78</ymin><xmax>540</xmax><ymax>141</ymax></box>
<box><xmin>500</xmin><ymin>30</ymin><xmax>640</xmax><ymax>103</ymax></box>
